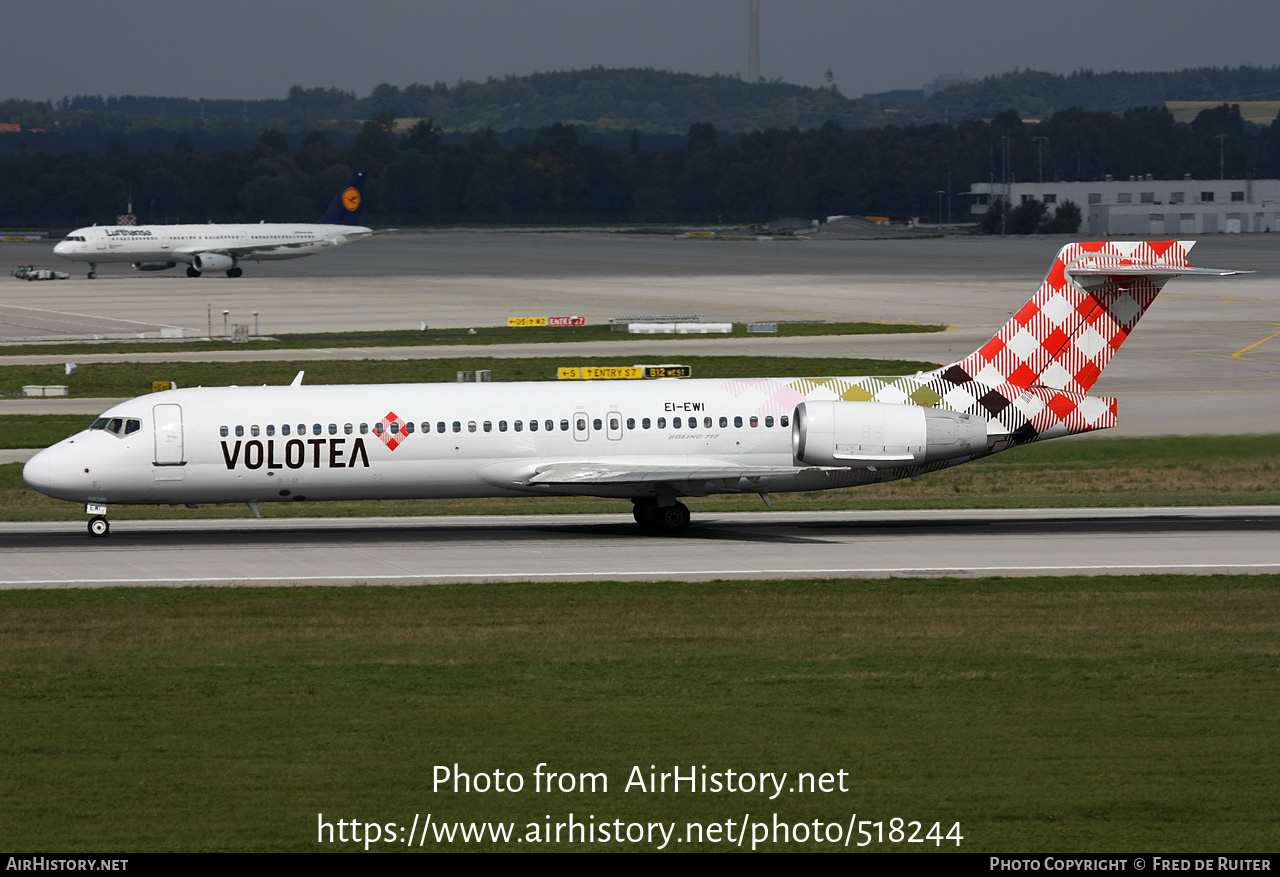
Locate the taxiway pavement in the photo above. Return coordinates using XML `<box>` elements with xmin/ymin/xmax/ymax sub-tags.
<box><xmin>2</xmin><ymin>506</ymin><xmax>1277</xmax><ymax>589</ymax></box>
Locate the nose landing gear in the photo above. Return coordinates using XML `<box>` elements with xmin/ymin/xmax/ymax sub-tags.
<box><xmin>88</xmin><ymin>515</ymin><xmax>110</xmax><ymax>537</ymax></box>
<box><xmin>87</xmin><ymin>262</ymin><xmax>97</xmax><ymax>279</ymax></box>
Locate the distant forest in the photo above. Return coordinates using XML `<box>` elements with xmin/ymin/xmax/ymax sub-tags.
<box><xmin>2</xmin><ymin>102</ymin><xmax>1276</xmax><ymax>230</ymax></box>
<box><xmin>7</xmin><ymin>65</ymin><xmax>1280</xmax><ymax>139</ymax></box>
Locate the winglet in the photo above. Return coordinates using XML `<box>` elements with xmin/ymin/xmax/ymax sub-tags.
<box><xmin>291</xmin><ymin>371</ymin><xmax>305</xmax><ymax>387</ymax></box>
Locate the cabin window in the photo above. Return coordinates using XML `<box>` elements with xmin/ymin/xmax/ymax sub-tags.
<box><xmin>483</xmin><ymin>421</ymin><xmax>492</xmax><ymax>433</ymax></box>
<box><xmin>404</xmin><ymin>422</ymin><xmax>414</xmax><ymax>434</ymax></box>
<box><xmin>468</xmin><ymin>422</ymin><xmax>477</xmax><ymax>433</ymax></box>
<box><xmin>312</xmin><ymin>424</ymin><xmax>322</xmax><ymax>435</ymax></box>
<box><xmin>437</xmin><ymin>422</ymin><xmax>446</xmax><ymax>433</ymax></box>
<box><xmin>781</xmin><ymin>414</ymin><xmax>790</xmax><ymax>427</ymax></box>
<box><xmin>514</xmin><ymin>421</ymin><xmax>523</xmax><ymax>432</ymax></box>
<box><xmin>576</xmin><ymin>417</ymin><xmax>588</xmax><ymax>432</ymax></box>
<box><xmin>389</xmin><ymin>422</ymin><xmax>400</xmax><ymax>434</ymax></box>
<box><xmin>220</xmin><ymin>426</ymin><xmax>229</xmax><ymax>437</ymax></box>
<box><xmin>719</xmin><ymin>416</ymin><xmax>728</xmax><ymax>427</ymax></box>
<box><xmin>592</xmin><ymin>418</ymin><xmax>602</xmax><ymax>431</ymax></box>
<box><xmin>498</xmin><ymin>421</ymin><xmax>508</xmax><ymax>432</ymax></box>
<box><xmin>251</xmin><ymin>425</ymin><xmax>260</xmax><ymax>437</ymax></box>
<box><xmin>344</xmin><ymin>423</ymin><xmax>353</xmax><ymax>435</ymax></box>
<box><xmin>374</xmin><ymin>422</ymin><xmax>385</xmax><ymax>435</ymax></box>
<box><xmin>235</xmin><ymin>425</ymin><xmax>245</xmax><ymax>437</ymax></box>
<box><xmin>626</xmin><ymin>418</ymin><xmax>635</xmax><ymax>429</ymax></box>
<box><xmin>282</xmin><ymin>424</ymin><xmax>291</xmax><ymax>436</ymax></box>
<box><xmin>297</xmin><ymin>424</ymin><xmax>306</xmax><ymax>435</ymax></box>
<box><xmin>750</xmin><ymin>416</ymin><xmax>759</xmax><ymax>428</ymax></box>
<box><xmin>642</xmin><ymin>418</ymin><xmax>651</xmax><ymax>429</ymax></box>
<box><xmin>765</xmin><ymin>415</ymin><xmax>775</xmax><ymax>428</ymax></box>
<box><xmin>559</xmin><ymin>420</ymin><xmax>569</xmax><ymax>431</ymax></box>
<box><xmin>703</xmin><ymin>417</ymin><xmax>712</xmax><ymax>428</ymax></box>
<box><xmin>360</xmin><ymin>423</ymin><xmax>369</xmax><ymax>434</ymax></box>
<box><xmin>673</xmin><ymin>417</ymin><xmax>682</xmax><ymax>428</ymax></box>
<box><xmin>421</xmin><ymin>422</ymin><xmax>431</xmax><ymax>433</ymax></box>
<box><xmin>266</xmin><ymin>424</ymin><xmax>275</xmax><ymax>436</ymax></box>
<box><xmin>657</xmin><ymin>417</ymin><xmax>666</xmax><ymax>428</ymax></box>
<box><xmin>734</xmin><ymin>416</ymin><xmax>743</xmax><ymax>428</ymax></box>
<box><xmin>329</xmin><ymin>423</ymin><xmax>338</xmax><ymax>435</ymax></box>
<box><xmin>528</xmin><ymin>420</ymin><xmax>538</xmax><ymax>432</ymax></box>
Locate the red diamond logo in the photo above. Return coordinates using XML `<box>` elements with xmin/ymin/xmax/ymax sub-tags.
<box><xmin>376</xmin><ymin>411</ymin><xmax>407</xmax><ymax>451</ymax></box>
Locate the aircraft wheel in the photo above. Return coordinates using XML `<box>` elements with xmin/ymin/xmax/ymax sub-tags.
<box><xmin>632</xmin><ymin>499</ymin><xmax>659</xmax><ymax>530</ymax></box>
<box><xmin>88</xmin><ymin>516</ymin><xmax>110</xmax><ymax>537</ymax></box>
<box><xmin>227</xmin><ymin>267</ymin><xmax>242</xmax><ymax>278</ymax></box>
<box><xmin>186</xmin><ymin>265</ymin><xmax>201</xmax><ymax>278</ymax></box>
<box><xmin>87</xmin><ymin>271</ymin><xmax>96</xmax><ymax>279</ymax></box>
<box><xmin>655</xmin><ymin>501</ymin><xmax>691</xmax><ymax>534</ymax></box>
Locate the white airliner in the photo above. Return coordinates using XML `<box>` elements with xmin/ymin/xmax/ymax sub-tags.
<box><xmin>23</xmin><ymin>241</ymin><xmax>1243</xmax><ymax>536</ymax></box>
<box><xmin>52</xmin><ymin>172</ymin><xmax>371</xmax><ymax>278</ymax></box>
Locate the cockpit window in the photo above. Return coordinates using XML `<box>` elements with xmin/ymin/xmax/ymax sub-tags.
<box><xmin>93</xmin><ymin>416</ymin><xmax>139</xmax><ymax>437</ymax></box>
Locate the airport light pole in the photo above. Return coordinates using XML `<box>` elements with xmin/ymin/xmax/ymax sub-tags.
<box><xmin>222</xmin><ymin>310</ymin><xmax>229</xmax><ymax>338</ymax></box>
<box><xmin>1217</xmin><ymin>134</ymin><xmax>1227</xmax><ymax>180</ymax></box>
<box><xmin>1032</xmin><ymin>136</ymin><xmax>1049</xmax><ymax>183</ymax></box>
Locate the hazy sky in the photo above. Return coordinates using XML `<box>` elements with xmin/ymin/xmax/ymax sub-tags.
<box><xmin>5</xmin><ymin>0</ymin><xmax>1280</xmax><ymax>103</ymax></box>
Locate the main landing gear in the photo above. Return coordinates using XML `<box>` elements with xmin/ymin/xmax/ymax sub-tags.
<box><xmin>631</xmin><ymin>498</ymin><xmax>691</xmax><ymax>534</ymax></box>
<box><xmin>227</xmin><ymin>267</ymin><xmax>242</xmax><ymax>278</ymax></box>
<box><xmin>186</xmin><ymin>265</ymin><xmax>201</xmax><ymax>278</ymax></box>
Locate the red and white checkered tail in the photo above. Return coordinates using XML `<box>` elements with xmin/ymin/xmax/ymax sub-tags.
<box><xmin>950</xmin><ymin>240</ymin><xmax>1241</xmax><ymax>393</ymax></box>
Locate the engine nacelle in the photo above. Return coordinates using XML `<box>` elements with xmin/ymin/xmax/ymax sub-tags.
<box><xmin>192</xmin><ymin>252</ymin><xmax>235</xmax><ymax>272</ymax></box>
<box><xmin>792</xmin><ymin>400</ymin><xmax>988</xmax><ymax>468</ymax></box>
<box><xmin>131</xmin><ymin>261</ymin><xmax>177</xmax><ymax>272</ymax></box>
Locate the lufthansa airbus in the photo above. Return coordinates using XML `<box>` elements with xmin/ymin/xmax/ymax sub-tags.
<box><xmin>52</xmin><ymin>171</ymin><xmax>371</xmax><ymax>278</ymax></box>
<box><xmin>22</xmin><ymin>241</ymin><xmax>1243</xmax><ymax>536</ymax></box>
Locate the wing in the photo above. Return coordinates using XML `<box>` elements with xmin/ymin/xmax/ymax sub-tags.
<box><xmin>477</xmin><ymin>459</ymin><xmax>837</xmax><ymax>496</ymax></box>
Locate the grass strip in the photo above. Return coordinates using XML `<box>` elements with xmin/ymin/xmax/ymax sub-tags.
<box><xmin>0</xmin><ymin>321</ymin><xmax>948</xmax><ymax>358</ymax></box>
<box><xmin>0</xmin><ymin>355</ymin><xmax>938</xmax><ymax>399</ymax></box>
<box><xmin>1</xmin><ymin>575</ymin><xmax>1276</xmax><ymax>851</ymax></box>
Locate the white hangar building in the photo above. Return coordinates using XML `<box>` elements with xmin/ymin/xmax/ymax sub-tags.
<box><xmin>966</xmin><ymin>177</ymin><xmax>1280</xmax><ymax>235</ymax></box>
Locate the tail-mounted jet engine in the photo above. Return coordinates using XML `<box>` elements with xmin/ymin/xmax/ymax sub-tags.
<box><xmin>792</xmin><ymin>400</ymin><xmax>988</xmax><ymax>468</ymax></box>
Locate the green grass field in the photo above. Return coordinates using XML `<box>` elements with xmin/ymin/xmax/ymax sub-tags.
<box><xmin>0</xmin><ymin>355</ymin><xmax>938</xmax><ymax>399</ymax></box>
<box><xmin>0</xmin><ymin>321</ymin><xmax>948</xmax><ymax>358</ymax></box>
<box><xmin>1</xmin><ymin>576</ymin><xmax>1276</xmax><ymax>851</ymax></box>
<box><xmin>3</xmin><ymin>433</ymin><xmax>1276</xmax><ymax>522</ymax></box>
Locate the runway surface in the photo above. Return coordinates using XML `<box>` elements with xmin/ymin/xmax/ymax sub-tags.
<box><xmin>4</xmin><ymin>233</ymin><xmax>1278</xmax><ymax>437</ymax></box>
<box><xmin>2</xmin><ymin>506</ymin><xmax>1277</xmax><ymax>589</ymax></box>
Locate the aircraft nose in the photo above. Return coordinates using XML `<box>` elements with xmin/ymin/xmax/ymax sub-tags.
<box><xmin>52</xmin><ymin>241</ymin><xmax>67</xmax><ymax>255</ymax></box>
<box><xmin>22</xmin><ymin>448</ymin><xmax>52</xmax><ymax>495</ymax></box>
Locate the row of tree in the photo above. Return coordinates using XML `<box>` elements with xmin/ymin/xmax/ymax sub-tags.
<box><xmin>9</xmin><ymin>65</ymin><xmax>1280</xmax><ymax>138</ymax></box>
<box><xmin>1</xmin><ymin>104</ymin><xmax>1277</xmax><ymax>230</ymax></box>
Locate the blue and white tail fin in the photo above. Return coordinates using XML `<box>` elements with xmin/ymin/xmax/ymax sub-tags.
<box><xmin>320</xmin><ymin>171</ymin><xmax>366</xmax><ymax>225</ymax></box>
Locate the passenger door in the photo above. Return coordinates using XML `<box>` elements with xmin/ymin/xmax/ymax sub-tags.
<box><xmin>153</xmin><ymin>404</ymin><xmax>185</xmax><ymax>465</ymax></box>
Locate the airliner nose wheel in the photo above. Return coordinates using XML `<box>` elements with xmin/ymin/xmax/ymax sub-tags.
<box><xmin>88</xmin><ymin>516</ymin><xmax>110</xmax><ymax>537</ymax></box>
<box><xmin>631</xmin><ymin>499</ymin><xmax>690</xmax><ymax>534</ymax></box>
<box><xmin>186</xmin><ymin>265</ymin><xmax>201</xmax><ymax>278</ymax></box>
<box><xmin>87</xmin><ymin>263</ymin><xmax>97</xmax><ymax>279</ymax></box>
